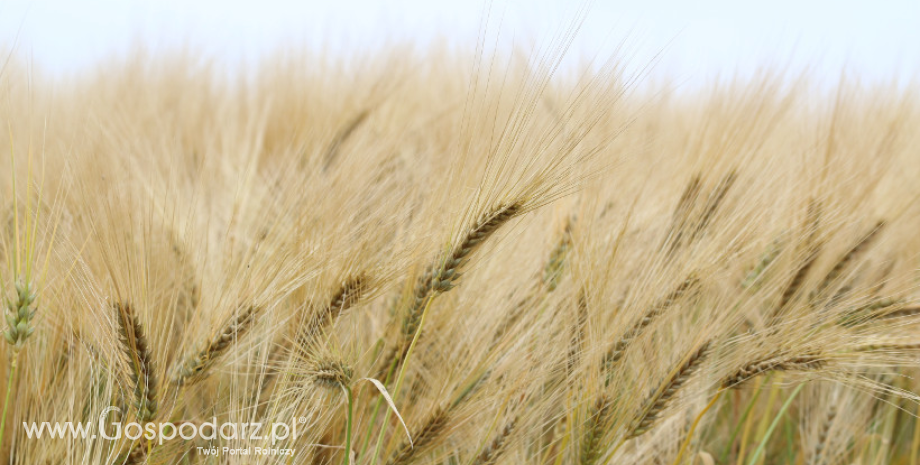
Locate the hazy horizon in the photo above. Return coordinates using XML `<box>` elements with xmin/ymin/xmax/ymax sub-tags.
<box><xmin>1</xmin><ymin>0</ymin><xmax>918</xmax><ymax>87</ymax></box>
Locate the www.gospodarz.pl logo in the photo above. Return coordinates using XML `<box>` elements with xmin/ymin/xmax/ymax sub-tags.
<box><xmin>21</xmin><ymin>407</ymin><xmax>303</xmax><ymax>456</ymax></box>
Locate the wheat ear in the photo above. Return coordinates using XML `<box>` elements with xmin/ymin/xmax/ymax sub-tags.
<box><xmin>808</xmin><ymin>405</ymin><xmax>837</xmax><ymax>465</ymax></box>
<box><xmin>114</xmin><ymin>303</ymin><xmax>158</xmax><ymax>423</ymax></box>
<box><xmin>473</xmin><ymin>416</ymin><xmax>518</xmax><ymax>465</ymax></box>
<box><xmin>311</xmin><ymin>359</ymin><xmax>354</xmax><ymax>391</ymax></box>
<box><xmin>628</xmin><ymin>341</ymin><xmax>710</xmax><ymax>439</ymax></box>
<box><xmin>663</xmin><ymin>173</ymin><xmax>701</xmax><ymax>253</ymax></box>
<box><xmin>772</xmin><ymin>246</ymin><xmax>821</xmax><ymax>322</ymax></box>
<box><xmin>3</xmin><ymin>281</ymin><xmax>37</xmax><ymax>352</ymax></box>
<box><xmin>603</xmin><ymin>275</ymin><xmax>699</xmax><ymax>374</ymax></box>
<box><xmin>720</xmin><ymin>353</ymin><xmax>824</xmax><ymax>389</ymax></box>
<box><xmin>688</xmin><ymin>170</ymin><xmax>738</xmax><ymax>244</ymax></box>
<box><xmin>322</xmin><ymin>108</ymin><xmax>371</xmax><ymax>171</ymax></box>
<box><xmin>387</xmin><ymin>405</ymin><xmax>451</xmax><ymax>465</ymax></box>
<box><xmin>170</xmin><ymin>305</ymin><xmax>258</xmax><ymax>386</ymax></box>
<box><xmin>383</xmin><ymin>202</ymin><xmax>523</xmax><ymax>375</ymax></box>
<box><xmin>298</xmin><ymin>275</ymin><xmax>369</xmax><ymax>348</ymax></box>
<box><xmin>580</xmin><ymin>395</ymin><xmax>613</xmax><ymax>465</ymax></box>
<box><xmin>544</xmin><ymin>218</ymin><xmax>574</xmax><ymax>291</ymax></box>
<box><xmin>812</xmin><ymin>221</ymin><xmax>885</xmax><ymax>301</ymax></box>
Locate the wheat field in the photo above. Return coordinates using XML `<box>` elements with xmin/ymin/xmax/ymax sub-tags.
<box><xmin>0</xmin><ymin>28</ymin><xmax>919</xmax><ymax>465</ymax></box>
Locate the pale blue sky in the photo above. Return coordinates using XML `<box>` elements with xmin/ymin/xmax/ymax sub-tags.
<box><xmin>1</xmin><ymin>0</ymin><xmax>918</xmax><ymax>85</ymax></box>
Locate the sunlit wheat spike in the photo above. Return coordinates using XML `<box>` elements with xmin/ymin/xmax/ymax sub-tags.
<box><xmin>628</xmin><ymin>341</ymin><xmax>710</xmax><ymax>439</ymax></box>
<box><xmin>114</xmin><ymin>302</ymin><xmax>158</xmax><ymax>423</ymax></box>
<box><xmin>170</xmin><ymin>305</ymin><xmax>259</xmax><ymax>386</ymax></box>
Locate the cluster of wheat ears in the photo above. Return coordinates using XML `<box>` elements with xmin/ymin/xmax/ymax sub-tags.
<box><xmin>0</xmin><ymin>29</ymin><xmax>919</xmax><ymax>465</ymax></box>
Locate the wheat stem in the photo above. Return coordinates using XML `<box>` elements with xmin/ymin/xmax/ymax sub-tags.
<box><xmin>0</xmin><ymin>357</ymin><xmax>16</xmax><ymax>450</ymax></box>
<box><xmin>672</xmin><ymin>390</ymin><xmax>724</xmax><ymax>465</ymax></box>
<box><xmin>746</xmin><ymin>383</ymin><xmax>804</xmax><ymax>465</ymax></box>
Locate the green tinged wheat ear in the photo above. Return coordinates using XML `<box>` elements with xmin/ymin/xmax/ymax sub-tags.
<box><xmin>170</xmin><ymin>305</ymin><xmax>259</xmax><ymax>386</ymax></box>
<box><xmin>602</xmin><ymin>275</ymin><xmax>699</xmax><ymax>375</ymax></box>
<box><xmin>580</xmin><ymin>395</ymin><xmax>612</xmax><ymax>465</ymax></box>
<box><xmin>312</xmin><ymin>359</ymin><xmax>354</xmax><ymax>391</ymax></box>
<box><xmin>720</xmin><ymin>353</ymin><xmax>824</xmax><ymax>389</ymax></box>
<box><xmin>628</xmin><ymin>341</ymin><xmax>710</xmax><ymax>439</ymax></box>
<box><xmin>3</xmin><ymin>281</ymin><xmax>36</xmax><ymax>352</ymax></box>
<box><xmin>114</xmin><ymin>303</ymin><xmax>158</xmax><ymax>423</ymax></box>
<box><xmin>742</xmin><ymin>236</ymin><xmax>785</xmax><ymax>289</ymax></box>
<box><xmin>383</xmin><ymin>201</ymin><xmax>523</xmax><ymax>375</ymax></box>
